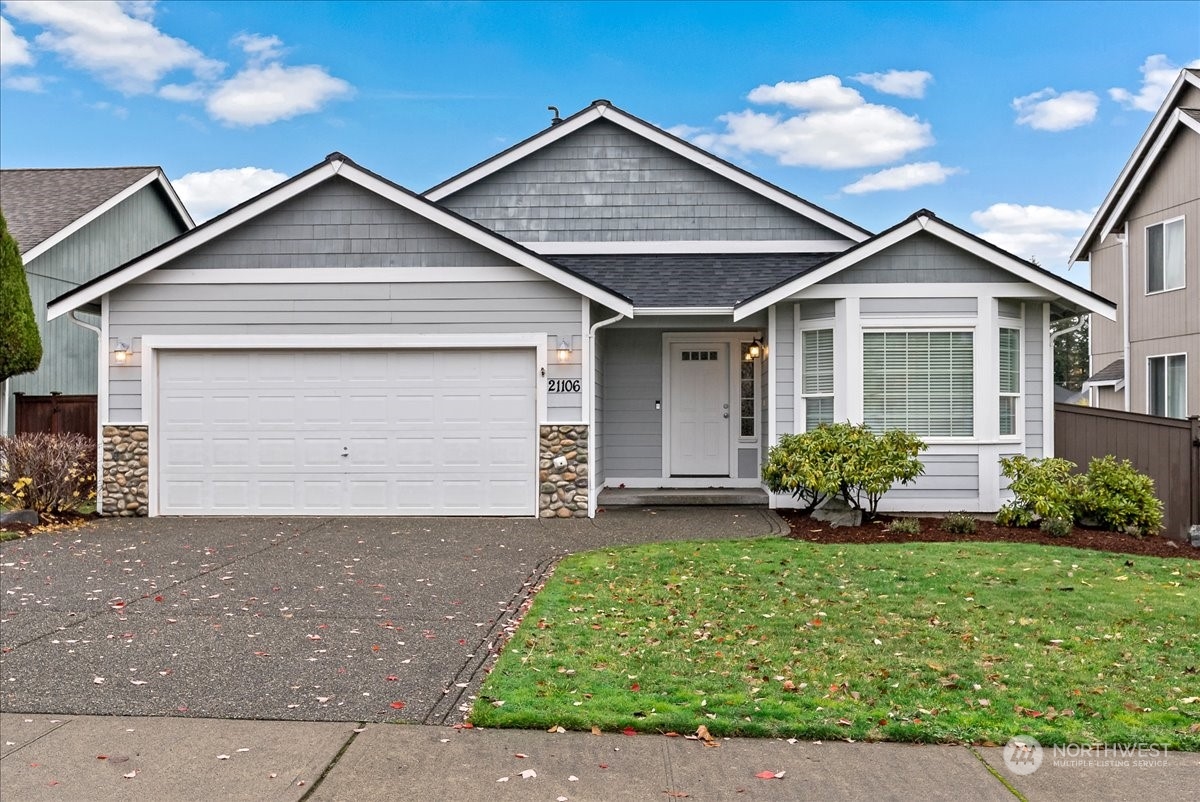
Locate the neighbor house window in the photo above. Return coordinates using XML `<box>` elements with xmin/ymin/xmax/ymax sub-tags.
<box><xmin>800</xmin><ymin>329</ymin><xmax>834</xmax><ymax>429</ymax></box>
<box><xmin>1147</xmin><ymin>218</ymin><xmax>1185</xmax><ymax>293</ymax></box>
<box><xmin>739</xmin><ymin>342</ymin><xmax>757</xmax><ymax>439</ymax></box>
<box><xmin>1148</xmin><ymin>354</ymin><xmax>1186</xmax><ymax>418</ymax></box>
<box><xmin>999</xmin><ymin>328</ymin><xmax>1020</xmax><ymax>436</ymax></box>
<box><xmin>863</xmin><ymin>331</ymin><xmax>974</xmax><ymax>437</ymax></box>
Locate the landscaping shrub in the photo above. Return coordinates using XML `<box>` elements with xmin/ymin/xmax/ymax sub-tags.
<box><xmin>887</xmin><ymin>517</ymin><xmax>921</xmax><ymax>534</ymax></box>
<box><xmin>1039</xmin><ymin>516</ymin><xmax>1073</xmax><ymax>538</ymax></box>
<box><xmin>942</xmin><ymin>512</ymin><xmax>977</xmax><ymax>534</ymax></box>
<box><xmin>1076</xmin><ymin>456</ymin><xmax>1163</xmax><ymax>536</ymax></box>
<box><xmin>0</xmin><ymin>434</ymin><xmax>96</xmax><ymax>514</ymax></box>
<box><xmin>996</xmin><ymin>455</ymin><xmax>1080</xmax><ymax>527</ymax></box>
<box><xmin>763</xmin><ymin>422</ymin><xmax>926</xmax><ymax>519</ymax></box>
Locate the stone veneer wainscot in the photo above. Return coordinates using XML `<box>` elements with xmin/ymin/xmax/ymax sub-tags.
<box><xmin>101</xmin><ymin>424</ymin><xmax>149</xmax><ymax>517</ymax></box>
<box><xmin>539</xmin><ymin>424</ymin><xmax>588</xmax><ymax>518</ymax></box>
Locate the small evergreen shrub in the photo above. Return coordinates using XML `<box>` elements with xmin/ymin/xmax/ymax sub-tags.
<box><xmin>763</xmin><ymin>422</ymin><xmax>926</xmax><ymax>520</ymax></box>
<box><xmin>1039</xmin><ymin>516</ymin><xmax>1073</xmax><ymax>538</ymax></box>
<box><xmin>0</xmin><ymin>434</ymin><xmax>96</xmax><ymax>514</ymax></box>
<box><xmin>942</xmin><ymin>512</ymin><xmax>977</xmax><ymax>534</ymax></box>
<box><xmin>887</xmin><ymin>517</ymin><xmax>921</xmax><ymax>535</ymax></box>
<box><xmin>1076</xmin><ymin>456</ymin><xmax>1163</xmax><ymax>536</ymax></box>
<box><xmin>996</xmin><ymin>455</ymin><xmax>1081</xmax><ymax>527</ymax></box>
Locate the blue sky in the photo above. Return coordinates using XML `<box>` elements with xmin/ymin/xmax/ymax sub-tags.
<box><xmin>1</xmin><ymin>1</ymin><xmax>1198</xmax><ymax>284</ymax></box>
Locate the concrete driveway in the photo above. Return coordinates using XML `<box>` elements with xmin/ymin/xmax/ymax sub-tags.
<box><xmin>1</xmin><ymin>508</ymin><xmax>780</xmax><ymax>724</ymax></box>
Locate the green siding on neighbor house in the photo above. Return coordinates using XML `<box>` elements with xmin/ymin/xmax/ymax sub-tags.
<box><xmin>5</xmin><ymin>183</ymin><xmax>187</xmax><ymax>430</ymax></box>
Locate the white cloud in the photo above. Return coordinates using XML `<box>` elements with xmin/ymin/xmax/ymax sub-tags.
<box><xmin>1109</xmin><ymin>54</ymin><xmax>1200</xmax><ymax>112</ymax></box>
<box><xmin>971</xmin><ymin>203</ymin><xmax>1096</xmax><ymax>267</ymax></box>
<box><xmin>1012</xmin><ymin>88</ymin><xmax>1099</xmax><ymax>131</ymax></box>
<box><xmin>851</xmin><ymin>69</ymin><xmax>933</xmax><ymax>99</ymax></box>
<box><xmin>205</xmin><ymin>62</ymin><xmax>352</xmax><ymax>126</ymax></box>
<box><xmin>0</xmin><ymin>15</ymin><xmax>33</xmax><ymax>67</ymax></box>
<box><xmin>172</xmin><ymin>166</ymin><xmax>288</xmax><ymax>221</ymax></box>
<box><xmin>747</xmin><ymin>76</ymin><xmax>864</xmax><ymax>110</ymax></box>
<box><xmin>3</xmin><ymin>74</ymin><xmax>45</xmax><ymax>92</ymax></box>
<box><xmin>232</xmin><ymin>32</ymin><xmax>284</xmax><ymax>65</ymax></box>
<box><xmin>841</xmin><ymin>161</ymin><xmax>963</xmax><ymax>195</ymax></box>
<box><xmin>3</xmin><ymin>0</ymin><xmax>222</xmax><ymax>93</ymax></box>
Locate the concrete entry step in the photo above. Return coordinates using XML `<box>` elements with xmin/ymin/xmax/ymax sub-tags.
<box><xmin>598</xmin><ymin>487</ymin><xmax>769</xmax><ymax>507</ymax></box>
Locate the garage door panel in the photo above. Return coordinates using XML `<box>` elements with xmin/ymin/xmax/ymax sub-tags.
<box><xmin>157</xmin><ymin>349</ymin><xmax>536</xmax><ymax>515</ymax></box>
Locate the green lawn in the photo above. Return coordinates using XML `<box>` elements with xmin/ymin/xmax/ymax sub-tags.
<box><xmin>471</xmin><ymin>538</ymin><xmax>1200</xmax><ymax>749</ymax></box>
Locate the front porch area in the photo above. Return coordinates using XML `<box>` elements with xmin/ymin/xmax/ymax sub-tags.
<box><xmin>598</xmin><ymin>487</ymin><xmax>769</xmax><ymax>507</ymax></box>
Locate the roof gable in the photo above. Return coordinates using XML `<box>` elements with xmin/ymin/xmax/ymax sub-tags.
<box><xmin>734</xmin><ymin>210</ymin><xmax>1117</xmax><ymax>322</ymax></box>
<box><xmin>48</xmin><ymin>154</ymin><xmax>632</xmax><ymax>321</ymax></box>
<box><xmin>0</xmin><ymin>166</ymin><xmax>193</xmax><ymax>260</ymax></box>
<box><xmin>1072</xmin><ymin>69</ymin><xmax>1200</xmax><ymax>263</ymax></box>
<box><xmin>425</xmin><ymin>100</ymin><xmax>869</xmax><ymax>245</ymax></box>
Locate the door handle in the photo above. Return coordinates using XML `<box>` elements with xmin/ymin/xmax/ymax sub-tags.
<box><xmin>723</xmin><ymin>412</ymin><xmax>729</xmax><ymax>418</ymax></box>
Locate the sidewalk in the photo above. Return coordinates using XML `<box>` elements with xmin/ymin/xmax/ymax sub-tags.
<box><xmin>3</xmin><ymin>714</ymin><xmax>1196</xmax><ymax>801</ymax></box>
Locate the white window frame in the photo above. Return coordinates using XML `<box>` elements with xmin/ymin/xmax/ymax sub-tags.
<box><xmin>1146</xmin><ymin>352</ymin><xmax>1187</xmax><ymax>418</ymax></box>
<box><xmin>998</xmin><ymin>326</ymin><xmax>1022</xmax><ymax>439</ymax></box>
<box><xmin>796</xmin><ymin>325</ymin><xmax>835</xmax><ymax>432</ymax></box>
<box><xmin>861</xmin><ymin>327</ymin><xmax>976</xmax><ymax>441</ymax></box>
<box><xmin>1145</xmin><ymin>216</ymin><xmax>1186</xmax><ymax>295</ymax></box>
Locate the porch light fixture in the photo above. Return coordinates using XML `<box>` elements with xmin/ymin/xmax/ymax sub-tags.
<box><xmin>113</xmin><ymin>341</ymin><xmax>130</xmax><ymax>364</ymax></box>
<box><xmin>747</xmin><ymin>338</ymin><xmax>766</xmax><ymax>360</ymax></box>
<box><xmin>557</xmin><ymin>338</ymin><xmax>572</xmax><ymax>363</ymax></box>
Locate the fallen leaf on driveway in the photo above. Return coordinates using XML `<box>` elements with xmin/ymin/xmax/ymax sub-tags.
<box><xmin>496</xmin><ymin>777</ymin><xmax>509</xmax><ymax>783</ymax></box>
<box><xmin>122</xmin><ymin>770</ymin><xmax>137</xmax><ymax>779</ymax></box>
<box><xmin>216</xmin><ymin>755</ymin><xmax>230</xmax><ymax>760</ymax></box>
<box><xmin>755</xmin><ymin>770</ymin><xmax>786</xmax><ymax>780</ymax></box>
<box><xmin>385</xmin><ymin>675</ymin><xmax>399</xmax><ymax>682</ymax></box>
<box><xmin>568</xmin><ymin>775</ymin><xmax>579</xmax><ymax>782</ymax></box>
<box><xmin>548</xmin><ymin>725</ymin><xmax>565</xmax><ymax>733</ymax></box>
<box><xmin>520</xmin><ymin>769</ymin><xmax>537</xmax><ymax>779</ymax></box>
<box><xmin>93</xmin><ymin>677</ymin><xmax>106</xmax><ymax>685</ymax></box>
<box><xmin>622</xmin><ymin>727</ymin><xmax>637</xmax><ymax>736</ymax></box>
<box><xmin>129</xmin><ymin>680</ymin><xmax>147</xmax><ymax>686</ymax></box>
<box><xmin>390</xmin><ymin>701</ymin><xmax>406</xmax><ymax>710</ymax></box>
<box><xmin>514</xmin><ymin>753</ymin><xmax>527</xmax><ymax>759</ymax></box>
<box><xmin>591</xmin><ymin>726</ymin><xmax>603</xmax><ymax>736</ymax></box>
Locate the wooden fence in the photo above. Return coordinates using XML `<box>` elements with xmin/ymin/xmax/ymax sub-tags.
<box><xmin>13</xmin><ymin>394</ymin><xmax>97</xmax><ymax>437</ymax></box>
<box><xmin>1055</xmin><ymin>403</ymin><xmax>1199</xmax><ymax>543</ymax></box>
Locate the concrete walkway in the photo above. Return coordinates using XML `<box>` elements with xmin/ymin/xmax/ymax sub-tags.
<box><xmin>3</xmin><ymin>713</ymin><xmax>1196</xmax><ymax>801</ymax></box>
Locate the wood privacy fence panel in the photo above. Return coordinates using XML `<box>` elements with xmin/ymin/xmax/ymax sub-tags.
<box><xmin>14</xmin><ymin>394</ymin><xmax>98</xmax><ymax>437</ymax></box>
<box><xmin>1054</xmin><ymin>403</ymin><xmax>1199</xmax><ymax>543</ymax></box>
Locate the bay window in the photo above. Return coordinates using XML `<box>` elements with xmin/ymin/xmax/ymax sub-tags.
<box><xmin>800</xmin><ymin>328</ymin><xmax>834</xmax><ymax>429</ymax></box>
<box><xmin>863</xmin><ymin>331</ymin><xmax>974</xmax><ymax>437</ymax></box>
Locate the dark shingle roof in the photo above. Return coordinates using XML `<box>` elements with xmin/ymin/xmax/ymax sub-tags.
<box><xmin>550</xmin><ymin>253</ymin><xmax>837</xmax><ymax>307</ymax></box>
<box><xmin>1085</xmin><ymin>358</ymin><xmax>1124</xmax><ymax>384</ymax></box>
<box><xmin>0</xmin><ymin>167</ymin><xmax>158</xmax><ymax>254</ymax></box>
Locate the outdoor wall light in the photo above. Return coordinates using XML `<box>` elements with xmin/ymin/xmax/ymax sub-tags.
<box><xmin>557</xmin><ymin>338</ymin><xmax>572</xmax><ymax>363</ymax></box>
<box><xmin>747</xmin><ymin>338</ymin><xmax>766</xmax><ymax>360</ymax></box>
<box><xmin>113</xmin><ymin>341</ymin><xmax>130</xmax><ymax>364</ymax></box>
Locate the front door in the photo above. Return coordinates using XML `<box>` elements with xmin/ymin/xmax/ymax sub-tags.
<box><xmin>669</xmin><ymin>342</ymin><xmax>729</xmax><ymax>475</ymax></box>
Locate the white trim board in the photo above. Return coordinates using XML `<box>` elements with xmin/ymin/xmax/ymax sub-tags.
<box><xmin>133</xmin><ymin>265</ymin><xmax>539</xmax><ymax>285</ymax></box>
<box><xmin>48</xmin><ymin>157</ymin><xmax>633</xmax><ymax>322</ymax></box>
<box><xmin>734</xmin><ymin>213</ymin><xmax>1117</xmax><ymax>322</ymax></box>
<box><xmin>530</xmin><ymin>240</ymin><xmax>854</xmax><ymax>255</ymax></box>
<box><xmin>424</xmin><ymin>101</ymin><xmax>870</xmax><ymax>243</ymax></box>
<box><xmin>21</xmin><ymin>169</ymin><xmax>195</xmax><ymax>265</ymax></box>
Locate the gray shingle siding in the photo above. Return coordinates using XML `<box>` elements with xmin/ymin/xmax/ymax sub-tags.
<box><xmin>826</xmin><ymin>233</ymin><xmax>1021</xmax><ymax>284</ymax></box>
<box><xmin>439</xmin><ymin>120</ymin><xmax>846</xmax><ymax>243</ymax></box>
<box><xmin>168</xmin><ymin>178</ymin><xmax>515</xmax><ymax>270</ymax></box>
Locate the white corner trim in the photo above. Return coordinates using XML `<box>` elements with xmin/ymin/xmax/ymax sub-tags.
<box><xmin>1042</xmin><ymin>302</ymin><xmax>1055</xmax><ymax>458</ymax></box>
<box><xmin>767</xmin><ymin>306</ymin><xmax>778</xmax><ymax>446</ymax></box>
<box><xmin>23</xmin><ymin>171</ymin><xmax>191</xmax><ymax>265</ymax></box>
<box><xmin>530</xmin><ymin>240</ymin><xmax>854</xmax><ymax>255</ymax></box>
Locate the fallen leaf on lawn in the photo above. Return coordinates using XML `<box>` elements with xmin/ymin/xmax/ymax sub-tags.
<box><xmin>623</xmin><ymin>727</ymin><xmax>637</xmax><ymax>736</ymax></box>
<box><xmin>630</xmin><ymin>683</ymin><xmax>640</xmax><ymax>691</ymax></box>
<box><xmin>1181</xmin><ymin>697</ymin><xmax>1198</xmax><ymax>704</ymax></box>
<box><xmin>390</xmin><ymin>701</ymin><xmax>406</xmax><ymax>710</ymax></box>
<box><xmin>591</xmin><ymin>726</ymin><xmax>603</xmax><ymax>736</ymax></box>
<box><xmin>838</xmin><ymin>718</ymin><xmax>852</xmax><ymax>726</ymax></box>
<box><xmin>520</xmin><ymin>769</ymin><xmax>537</xmax><ymax>779</ymax></box>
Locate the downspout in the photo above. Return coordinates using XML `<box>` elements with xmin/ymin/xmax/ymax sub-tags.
<box><xmin>1120</xmin><ymin>224</ymin><xmax>1130</xmax><ymax>411</ymax></box>
<box><xmin>68</xmin><ymin>311</ymin><xmax>103</xmax><ymax>515</ymax></box>
<box><xmin>586</xmin><ymin>310</ymin><xmax>627</xmax><ymax>518</ymax></box>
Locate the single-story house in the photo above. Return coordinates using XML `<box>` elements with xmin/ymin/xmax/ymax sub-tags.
<box><xmin>47</xmin><ymin>101</ymin><xmax>1116</xmax><ymax>518</ymax></box>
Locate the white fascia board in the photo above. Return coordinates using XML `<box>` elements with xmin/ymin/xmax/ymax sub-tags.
<box><xmin>47</xmin><ymin>163</ymin><xmax>339</xmax><ymax>320</ymax></box>
<box><xmin>154</xmin><ymin>168</ymin><xmax>196</xmax><ymax>230</ymax></box>
<box><xmin>633</xmin><ymin>306</ymin><xmax>734</xmax><ymax>316</ymax></box>
<box><xmin>424</xmin><ymin>108</ymin><xmax>605</xmax><ymax>201</ymax></box>
<box><xmin>1096</xmin><ymin>111</ymin><xmax>1200</xmax><ymax>245</ymax></box>
<box><xmin>340</xmin><ymin>164</ymin><xmax>634</xmax><ymax>316</ymax></box>
<box><xmin>596</xmin><ymin>107</ymin><xmax>869</xmax><ymax>243</ymax></box>
<box><xmin>23</xmin><ymin>171</ymin><xmax>160</xmax><ymax>264</ymax></box>
<box><xmin>732</xmin><ymin>219</ymin><xmax>925</xmax><ymax>320</ymax></box>
<box><xmin>1070</xmin><ymin>70</ymin><xmax>1200</xmax><ymax>265</ymax></box>
<box><xmin>531</xmin><ymin>240</ymin><xmax>854</xmax><ymax>255</ymax></box>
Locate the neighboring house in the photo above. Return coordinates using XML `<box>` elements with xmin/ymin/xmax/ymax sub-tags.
<box><xmin>47</xmin><ymin>101</ymin><xmax>1114</xmax><ymax>518</ymax></box>
<box><xmin>1073</xmin><ymin>68</ymin><xmax>1200</xmax><ymax>418</ymax></box>
<box><xmin>0</xmin><ymin>167</ymin><xmax>193</xmax><ymax>433</ymax></box>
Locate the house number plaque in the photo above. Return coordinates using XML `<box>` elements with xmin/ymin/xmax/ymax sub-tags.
<box><xmin>547</xmin><ymin>379</ymin><xmax>581</xmax><ymax>393</ymax></box>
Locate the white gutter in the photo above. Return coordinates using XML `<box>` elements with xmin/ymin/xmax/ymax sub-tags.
<box><xmin>586</xmin><ymin>310</ymin><xmax>627</xmax><ymax>519</ymax></box>
<box><xmin>67</xmin><ymin>310</ymin><xmax>104</xmax><ymax>514</ymax></box>
<box><xmin>1120</xmin><ymin>224</ymin><xmax>1130</xmax><ymax>411</ymax></box>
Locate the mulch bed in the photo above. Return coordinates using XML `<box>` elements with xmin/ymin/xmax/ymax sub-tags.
<box><xmin>781</xmin><ymin>511</ymin><xmax>1198</xmax><ymax>560</ymax></box>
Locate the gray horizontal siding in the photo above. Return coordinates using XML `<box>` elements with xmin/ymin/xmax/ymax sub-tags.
<box><xmin>107</xmin><ymin>278</ymin><xmax>581</xmax><ymax>422</ymax></box>
<box><xmin>883</xmin><ymin>452</ymin><xmax>980</xmax><ymax>500</ymax></box>
<box><xmin>600</xmin><ymin>329</ymin><xmax>662</xmax><ymax>477</ymax></box>
<box><xmin>168</xmin><ymin>177</ymin><xmax>513</xmax><ymax>269</ymax></box>
<box><xmin>440</xmin><ymin>120</ymin><xmax>844</xmax><ymax>243</ymax></box>
<box><xmin>1023</xmin><ymin>304</ymin><xmax>1044</xmax><ymax>456</ymax></box>
<box><xmin>826</xmin><ymin>233</ymin><xmax>1020</xmax><ymax>284</ymax></box>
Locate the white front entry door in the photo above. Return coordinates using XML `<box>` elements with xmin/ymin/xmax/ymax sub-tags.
<box><xmin>155</xmin><ymin>348</ymin><xmax>536</xmax><ymax>516</ymax></box>
<box><xmin>668</xmin><ymin>342</ymin><xmax>729</xmax><ymax>475</ymax></box>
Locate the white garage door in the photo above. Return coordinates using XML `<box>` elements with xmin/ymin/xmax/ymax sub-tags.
<box><xmin>156</xmin><ymin>349</ymin><xmax>537</xmax><ymax>516</ymax></box>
